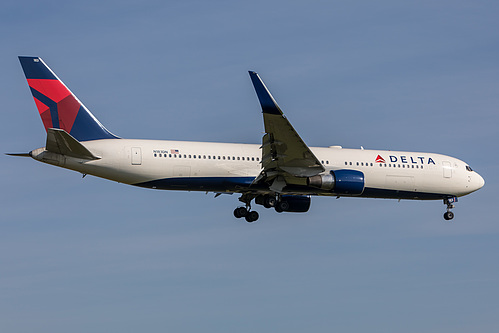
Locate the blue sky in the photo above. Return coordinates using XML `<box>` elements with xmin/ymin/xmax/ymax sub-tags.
<box><xmin>1</xmin><ymin>1</ymin><xmax>499</xmax><ymax>332</ymax></box>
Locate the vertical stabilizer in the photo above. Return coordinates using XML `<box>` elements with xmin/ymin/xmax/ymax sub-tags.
<box><xmin>19</xmin><ymin>56</ymin><xmax>119</xmax><ymax>141</ymax></box>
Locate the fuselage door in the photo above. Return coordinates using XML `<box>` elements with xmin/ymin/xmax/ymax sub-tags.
<box><xmin>131</xmin><ymin>147</ymin><xmax>142</xmax><ymax>165</ymax></box>
<box><xmin>442</xmin><ymin>161</ymin><xmax>452</xmax><ymax>178</ymax></box>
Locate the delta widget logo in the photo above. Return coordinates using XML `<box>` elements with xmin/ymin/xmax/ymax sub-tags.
<box><xmin>375</xmin><ymin>155</ymin><xmax>386</xmax><ymax>163</ymax></box>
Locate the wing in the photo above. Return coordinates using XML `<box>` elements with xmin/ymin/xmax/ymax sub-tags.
<box><xmin>249</xmin><ymin>71</ymin><xmax>324</xmax><ymax>192</ymax></box>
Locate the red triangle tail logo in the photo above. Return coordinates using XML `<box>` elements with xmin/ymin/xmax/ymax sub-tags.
<box><xmin>375</xmin><ymin>155</ymin><xmax>386</xmax><ymax>163</ymax></box>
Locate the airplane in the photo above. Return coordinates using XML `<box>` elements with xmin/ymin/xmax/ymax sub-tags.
<box><xmin>9</xmin><ymin>56</ymin><xmax>485</xmax><ymax>222</ymax></box>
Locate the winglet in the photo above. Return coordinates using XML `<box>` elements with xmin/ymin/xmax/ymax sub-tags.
<box><xmin>248</xmin><ymin>71</ymin><xmax>283</xmax><ymax>115</ymax></box>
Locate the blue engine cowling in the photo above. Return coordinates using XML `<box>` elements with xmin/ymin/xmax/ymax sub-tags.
<box><xmin>307</xmin><ymin>170</ymin><xmax>365</xmax><ymax>195</ymax></box>
<box><xmin>280</xmin><ymin>195</ymin><xmax>311</xmax><ymax>212</ymax></box>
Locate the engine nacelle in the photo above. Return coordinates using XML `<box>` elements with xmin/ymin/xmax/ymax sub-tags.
<box><xmin>279</xmin><ymin>195</ymin><xmax>311</xmax><ymax>213</ymax></box>
<box><xmin>307</xmin><ymin>170</ymin><xmax>365</xmax><ymax>195</ymax></box>
<box><xmin>307</xmin><ymin>173</ymin><xmax>335</xmax><ymax>190</ymax></box>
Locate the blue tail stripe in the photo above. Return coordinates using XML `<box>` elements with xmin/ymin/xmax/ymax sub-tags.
<box><xmin>70</xmin><ymin>107</ymin><xmax>118</xmax><ymax>141</ymax></box>
<box><xmin>29</xmin><ymin>87</ymin><xmax>60</xmax><ymax>128</ymax></box>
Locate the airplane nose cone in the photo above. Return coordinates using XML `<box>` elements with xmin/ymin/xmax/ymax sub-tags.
<box><xmin>477</xmin><ymin>173</ymin><xmax>485</xmax><ymax>189</ymax></box>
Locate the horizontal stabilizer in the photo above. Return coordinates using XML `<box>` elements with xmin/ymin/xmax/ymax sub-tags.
<box><xmin>46</xmin><ymin>128</ymin><xmax>100</xmax><ymax>160</ymax></box>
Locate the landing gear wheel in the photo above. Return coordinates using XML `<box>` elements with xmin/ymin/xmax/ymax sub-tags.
<box><xmin>245</xmin><ymin>211</ymin><xmax>259</xmax><ymax>223</ymax></box>
<box><xmin>443</xmin><ymin>197</ymin><xmax>457</xmax><ymax>221</ymax></box>
<box><xmin>263</xmin><ymin>196</ymin><xmax>276</xmax><ymax>209</ymax></box>
<box><xmin>233</xmin><ymin>207</ymin><xmax>248</xmax><ymax>218</ymax></box>
<box><xmin>275</xmin><ymin>200</ymin><xmax>289</xmax><ymax>212</ymax></box>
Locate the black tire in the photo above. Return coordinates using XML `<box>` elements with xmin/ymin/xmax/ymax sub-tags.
<box><xmin>234</xmin><ymin>207</ymin><xmax>248</xmax><ymax>218</ymax></box>
<box><xmin>264</xmin><ymin>196</ymin><xmax>276</xmax><ymax>208</ymax></box>
<box><xmin>278</xmin><ymin>201</ymin><xmax>290</xmax><ymax>211</ymax></box>
<box><xmin>444</xmin><ymin>211</ymin><xmax>454</xmax><ymax>220</ymax></box>
<box><xmin>245</xmin><ymin>211</ymin><xmax>259</xmax><ymax>222</ymax></box>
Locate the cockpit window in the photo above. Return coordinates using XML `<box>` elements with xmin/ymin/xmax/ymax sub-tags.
<box><xmin>466</xmin><ymin>165</ymin><xmax>473</xmax><ymax>172</ymax></box>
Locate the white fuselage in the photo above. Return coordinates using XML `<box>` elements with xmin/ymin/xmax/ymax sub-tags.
<box><xmin>30</xmin><ymin>139</ymin><xmax>485</xmax><ymax>200</ymax></box>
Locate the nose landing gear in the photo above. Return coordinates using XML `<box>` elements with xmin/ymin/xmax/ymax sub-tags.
<box><xmin>443</xmin><ymin>197</ymin><xmax>457</xmax><ymax>221</ymax></box>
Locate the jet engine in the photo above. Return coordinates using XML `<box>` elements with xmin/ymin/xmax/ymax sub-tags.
<box><xmin>307</xmin><ymin>170</ymin><xmax>365</xmax><ymax>195</ymax></box>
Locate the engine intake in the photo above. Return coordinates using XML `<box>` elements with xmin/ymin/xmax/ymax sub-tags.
<box><xmin>307</xmin><ymin>170</ymin><xmax>365</xmax><ymax>195</ymax></box>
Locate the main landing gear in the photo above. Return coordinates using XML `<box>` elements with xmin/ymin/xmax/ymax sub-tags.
<box><xmin>233</xmin><ymin>194</ymin><xmax>284</xmax><ymax>223</ymax></box>
<box><xmin>443</xmin><ymin>197</ymin><xmax>457</xmax><ymax>221</ymax></box>
<box><xmin>233</xmin><ymin>206</ymin><xmax>259</xmax><ymax>222</ymax></box>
